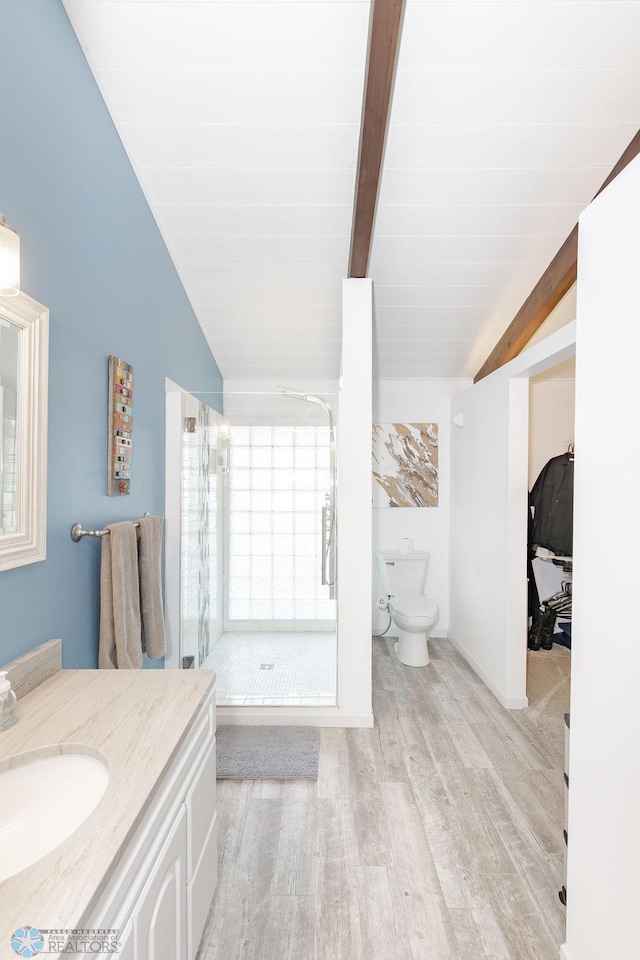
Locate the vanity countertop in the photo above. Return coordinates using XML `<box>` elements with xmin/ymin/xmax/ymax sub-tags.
<box><xmin>0</xmin><ymin>668</ymin><xmax>215</xmax><ymax>954</ymax></box>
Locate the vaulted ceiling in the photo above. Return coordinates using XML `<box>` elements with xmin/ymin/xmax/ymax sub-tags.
<box><xmin>62</xmin><ymin>0</ymin><xmax>640</xmax><ymax>380</ymax></box>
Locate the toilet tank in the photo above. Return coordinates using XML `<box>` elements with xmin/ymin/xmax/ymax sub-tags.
<box><xmin>376</xmin><ymin>550</ymin><xmax>430</xmax><ymax>596</ymax></box>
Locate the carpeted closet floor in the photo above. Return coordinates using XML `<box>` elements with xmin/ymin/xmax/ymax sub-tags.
<box><xmin>525</xmin><ymin>642</ymin><xmax>571</xmax><ymax>759</ymax></box>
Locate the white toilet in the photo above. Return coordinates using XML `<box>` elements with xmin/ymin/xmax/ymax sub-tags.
<box><xmin>376</xmin><ymin>547</ymin><xmax>439</xmax><ymax>667</ymax></box>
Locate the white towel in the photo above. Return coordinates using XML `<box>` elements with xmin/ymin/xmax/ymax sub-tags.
<box><xmin>98</xmin><ymin>521</ymin><xmax>142</xmax><ymax>669</ymax></box>
<box><xmin>137</xmin><ymin>515</ymin><xmax>166</xmax><ymax>660</ymax></box>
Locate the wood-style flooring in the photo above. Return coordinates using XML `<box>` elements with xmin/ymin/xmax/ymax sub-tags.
<box><xmin>198</xmin><ymin>637</ymin><xmax>566</xmax><ymax>960</ymax></box>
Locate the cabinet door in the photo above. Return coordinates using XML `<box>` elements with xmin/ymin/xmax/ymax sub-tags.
<box><xmin>187</xmin><ymin>740</ymin><xmax>216</xmax><ymax>880</ymax></box>
<box><xmin>188</xmin><ymin>811</ymin><xmax>217</xmax><ymax>960</ymax></box>
<box><xmin>115</xmin><ymin>923</ymin><xmax>134</xmax><ymax>960</ymax></box>
<box><xmin>135</xmin><ymin>806</ymin><xmax>187</xmax><ymax>960</ymax></box>
<box><xmin>186</xmin><ymin>739</ymin><xmax>217</xmax><ymax>960</ymax></box>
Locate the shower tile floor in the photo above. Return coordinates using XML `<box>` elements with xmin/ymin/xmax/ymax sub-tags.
<box><xmin>202</xmin><ymin>631</ymin><xmax>337</xmax><ymax>706</ymax></box>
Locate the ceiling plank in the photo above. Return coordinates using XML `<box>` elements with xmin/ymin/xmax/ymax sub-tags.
<box><xmin>348</xmin><ymin>0</ymin><xmax>405</xmax><ymax>279</ymax></box>
<box><xmin>474</xmin><ymin>128</ymin><xmax>640</xmax><ymax>383</ymax></box>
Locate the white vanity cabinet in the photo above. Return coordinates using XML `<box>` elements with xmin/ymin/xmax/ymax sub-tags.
<box><xmin>85</xmin><ymin>685</ymin><xmax>217</xmax><ymax>960</ymax></box>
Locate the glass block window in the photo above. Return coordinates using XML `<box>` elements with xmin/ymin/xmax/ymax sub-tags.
<box><xmin>228</xmin><ymin>424</ymin><xmax>336</xmax><ymax>621</ymax></box>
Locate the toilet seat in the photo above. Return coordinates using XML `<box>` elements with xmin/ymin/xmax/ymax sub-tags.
<box><xmin>390</xmin><ymin>594</ymin><xmax>438</xmax><ymax>619</ymax></box>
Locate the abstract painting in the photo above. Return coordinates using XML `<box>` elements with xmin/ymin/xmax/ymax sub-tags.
<box><xmin>372</xmin><ymin>423</ymin><xmax>438</xmax><ymax>508</ymax></box>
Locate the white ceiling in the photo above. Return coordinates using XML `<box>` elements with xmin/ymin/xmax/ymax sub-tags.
<box><xmin>63</xmin><ymin>0</ymin><xmax>640</xmax><ymax>380</ymax></box>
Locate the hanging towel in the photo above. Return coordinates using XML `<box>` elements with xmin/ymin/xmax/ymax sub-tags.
<box><xmin>98</xmin><ymin>521</ymin><xmax>142</xmax><ymax>669</ymax></box>
<box><xmin>137</xmin><ymin>515</ymin><xmax>166</xmax><ymax>660</ymax></box>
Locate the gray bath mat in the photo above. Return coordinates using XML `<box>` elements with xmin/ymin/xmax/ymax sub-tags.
<box><xmin>216</xmin><ymin>725</ymin><xmax>319</xmax><ymax>779</ymax></box>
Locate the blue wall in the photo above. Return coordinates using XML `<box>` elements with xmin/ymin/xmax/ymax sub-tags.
<box><xmin>0</xmin><ymin>1</ymin><xmax>223</xmax><ymax>668</ymax></box>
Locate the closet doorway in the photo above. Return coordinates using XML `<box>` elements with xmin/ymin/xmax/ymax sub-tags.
<box><xmin>526</xmin><ymin>357</ymin><xmax>575</xmax><ymax>754</ymax></box>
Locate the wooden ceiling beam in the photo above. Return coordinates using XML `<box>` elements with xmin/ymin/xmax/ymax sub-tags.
<box><xmin>473</xmin><ymin>228</ymin><xmax>578</xmax><ymax>383</ymax></box>
<box><xmin>474</xmin><ymin>128</ymin><xmax>640</xmax><ymax>383</ymax></box>
<box><xmin>348</xmin><ymin>0</ymin><xmax>405</xmax><ymax>279</ymax></box>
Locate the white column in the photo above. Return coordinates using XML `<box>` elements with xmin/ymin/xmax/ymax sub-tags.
<box><xmin>336</xmin><ymin>279</ymin><xmax>373</xmax><ymax>725</ymax></box>
<box><xmin>562</xmin><ymin>155</ymin><xmax>640</xmax><ymax>960</ymax></box>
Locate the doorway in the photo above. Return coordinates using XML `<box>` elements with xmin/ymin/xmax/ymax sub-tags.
<box><xmin>526</xmin><ymin>358</ymin><xmax>575</xmax><ymax>756</ymax></box>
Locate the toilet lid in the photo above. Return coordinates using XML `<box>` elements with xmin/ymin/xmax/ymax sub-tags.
<box><xmin>390</xmin><ymin>595</ymin><xmax>438</xmax><ymax>618</ymax></box>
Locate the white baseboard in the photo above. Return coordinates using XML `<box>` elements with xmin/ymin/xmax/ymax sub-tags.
<box><xmin>222</xmin><ymin>619</ymin><xmax>336</xmax><ymax>632</ymax></box>
<box><xmin>372</xmin><ymin>629</ymin><xmax>448</xmax><ymax>641</ymax></box>
<box><xmin>560</xmin><ymin>944</ymin><xmax>575</xmax><ymax>960</ymax></box>
<box><xmin>217</xmin><ymin>706</ymin><xmax>374</xmax><ymax>727</ymax></box>
<box><xmin>447</xmin><ymin>630</ymin><xmax>528</xmax><ymax>709</ymax></box>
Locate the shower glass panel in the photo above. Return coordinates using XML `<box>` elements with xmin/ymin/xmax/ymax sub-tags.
<box><xmin>190</xmin><ymin>389</ymin><xmax>337</xmax><ymax>707</ymax></box>
<box><xmin>178</xmin><ymin>392</ymin><xmax>223</xmax><ymax>669</ymax></box>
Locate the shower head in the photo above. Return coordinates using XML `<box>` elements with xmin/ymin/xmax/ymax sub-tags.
<box><xmin>277</xmin><ymin>386</ymin><xmax>309</xmax><ymax>402</ymax></box>
<box><xmin>277</xmin><ymin>385</ymin><xmax>335</xmax><ymax>435</ymax></box>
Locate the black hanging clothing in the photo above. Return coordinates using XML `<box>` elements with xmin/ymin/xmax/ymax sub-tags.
<box><xmin>529</xmin><ymin>452</ymin><xmax>574</xmax><ymax>558</ymax></box>
<box><xmin>527</xmin><ymin>546</ymin><xmax>540</xmax><ymax>621</ymax></box>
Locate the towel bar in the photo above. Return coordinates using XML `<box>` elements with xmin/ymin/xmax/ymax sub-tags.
<box><xmin>71</xmin><ymin>514</ymin><xmax>154</xmax><ymax>542</ymax></box>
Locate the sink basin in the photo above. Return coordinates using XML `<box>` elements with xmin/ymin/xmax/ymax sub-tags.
<box><xmin>0</xmin><ymin>751</ymin><xmax>109</xmax><ymax>882</ymax></box>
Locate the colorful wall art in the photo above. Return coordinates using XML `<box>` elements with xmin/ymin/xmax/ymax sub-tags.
<box><xmin>108</xmin><ymin>356</ymin><xmax>133</xmax><ymax>496</ymax></box>
<box><xmin>372</xmin><ymin>423</ymin><xmax>438</xmax><ymax>508</ymax></box>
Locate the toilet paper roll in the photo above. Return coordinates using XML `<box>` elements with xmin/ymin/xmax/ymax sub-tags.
<box><xmin>399</xmin><ymin>538</ymin><xmax>414</xmax><ymax>555</ymax></box>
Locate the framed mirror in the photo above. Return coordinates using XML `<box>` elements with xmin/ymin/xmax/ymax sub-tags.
<box><xmin>0</xmin><ymin>292</ymin><xmax>48</xmax><ymax>571</ymax></box>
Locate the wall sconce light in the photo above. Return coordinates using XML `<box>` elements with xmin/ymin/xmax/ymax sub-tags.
<box><xmin>0</xmin><ymin>214</ymin><xmax>20</xmax><ymax>297</ymax></box>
